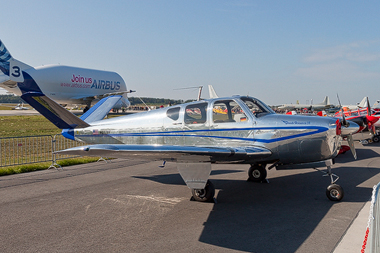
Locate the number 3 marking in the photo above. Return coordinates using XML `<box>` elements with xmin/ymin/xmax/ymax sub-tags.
<box><xmin>12</xmin><ymin>66</ymin><xmax>21</xmax><ymax>77</ymax></box>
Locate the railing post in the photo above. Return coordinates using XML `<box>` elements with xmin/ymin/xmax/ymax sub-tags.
<box><xmin>368</xmin><ymin>183</ymin><xmax>380</xmax><ymax>253</ymax></box>
<box><xmin>48</xmin><ymin>134</ymin><xmax>62</xmax><ymax>170</ymax></box>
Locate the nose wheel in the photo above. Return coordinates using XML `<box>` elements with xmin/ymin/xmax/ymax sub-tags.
<box><xmin>326</xmin><ymin>184</ymin><xmax>344</xmax><ymax>201</ymax></box>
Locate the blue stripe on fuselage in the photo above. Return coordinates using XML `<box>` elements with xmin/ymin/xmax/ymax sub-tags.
<box><xmin>74</xmin><ymin>126</ymin><xmax>328</xmax><ymax>143</ymax></box>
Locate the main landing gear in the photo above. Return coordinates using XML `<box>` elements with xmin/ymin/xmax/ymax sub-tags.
<box><xmin>191</xmin><ymin>180</ymin><xmax>215</xmax><ymax>202</ymax></box>
<box><xmin>248</xmin><ymin>164</ymin><xmax>268</xmax><ymax>182</ymax></box>
<box><xmin>188</xmin><ymin>162</ymin><xmax>344</xmax><ymax>202</ymax></box>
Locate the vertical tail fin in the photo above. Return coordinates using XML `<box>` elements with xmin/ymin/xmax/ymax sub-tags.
<box><xmin>0</xmin><ymin>39</ymin><xmax>32</xmax><ymax>84</ymax></box>
<box><xmin>358</xmin><ymin>97</ymin><xmax>368</xmax><ymax>108</ymax></box>
<box><xmin>321</xmin><ymin>96</ymin><xmax>329</xmax><ymax>105</ymax></box>
<box><xmin>208</xmin><ymin>85</ymin><xmax>219</xmax><ymax>99</ymax></box>
<box><xmin>0</xmin><ymin>40</ymin><xmax>12</xmax><ymax>76</ymax></box>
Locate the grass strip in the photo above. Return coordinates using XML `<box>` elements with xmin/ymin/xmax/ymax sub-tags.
<box><xmin>0</xmin><ymin>157</ymin><xmax>101</xmax><ymax>176</ymax></box>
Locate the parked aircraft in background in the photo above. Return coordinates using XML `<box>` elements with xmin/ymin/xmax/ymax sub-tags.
<box><xmin>21</xmin><ymin>89</ymin><xmax>359</xmax><ymax>202</ymax></box>
<box><xmin>333</xmin><ymin>97</ymin><xmax>368</xmax><ymax>112</ymax></box>
<box><xmin>334</xmin><ymin>97</ymin><xmax>380</xmax><ymax>142</ymax></box>
<box><xmin>278</xmin><ymin>96</ymin><xmax>333</xmax><ymax>111</ymax></box>
<box><xmin>0</xmin><ymin>40</ymin><xmax>131</xmax><ymax>112</ymax></box>
<box><xmin>0</xmin><ymin>102</ymin><xmax>30</xmax><ymax>110</ymax></box>
<box><xmin>13</xmin><ymin>102</ymin><xmax>29</xmax><ymax>110</ymax></box>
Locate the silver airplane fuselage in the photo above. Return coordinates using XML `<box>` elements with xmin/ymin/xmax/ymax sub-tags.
<box><xmin>69</xmin><ymin>95</ymin><xmax>343</xmax><ymax>166</ymax></box>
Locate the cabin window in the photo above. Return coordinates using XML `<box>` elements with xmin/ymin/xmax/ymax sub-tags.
<box><xmin>166</xmin><ymin>107</ymin><xmax>180</xmax><ymax>121</ymax></box>
<box><xmin>213</xmin><ymin>100</ymin><xmax>247</xmax><ymax>123</ymax></box>
<box><xmin>240</xmin><ymin>97</ymin><xmax>274</xmax><ymax>117</ymax></box>
<box><xmin>184</xmin><ymin>103</ymin><xmax>208</xmax><ymax>124</ymax></box>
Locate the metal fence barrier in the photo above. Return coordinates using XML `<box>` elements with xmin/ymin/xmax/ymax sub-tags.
<box><xmin>367</xmin><ymin>182</ymin><xmax>380</xmax><ymax>253</ymax></box>
<box><xmin>0</xmin><ymin>134</ymin><xmax>85</xmax><ymax>168</ymax></box>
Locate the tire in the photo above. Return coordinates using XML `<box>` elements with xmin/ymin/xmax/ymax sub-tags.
<box><xmin>326</xmin><ymin>184</ymin><xmax>344</xmax><ymax>201</ymax></box>
<box><xmin>373</xmin><ymin>135</ymin><xmax>380</xmax><ymax>143</ymax></box>
<box><xmin>191</xmin><ymin>180</ymin><xmax>215</xmax><ymax>202</ymax></box>
<box><xmin>248</xmin><ymin>164</ymin><xmax>267</xmax><ymax>182</ymax></box>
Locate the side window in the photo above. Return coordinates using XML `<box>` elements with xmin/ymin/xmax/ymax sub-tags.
<box><xmin>213</xmin><ymin>100</ymin><xmax>247</xmax><ymax>123</ymax></box>
<box><xmin>241</xmin><ymin>98</ymin><xmax>267</xmax><ymax>117</ymax></box>
<box><xmin>166</xmin><ymin>107</ymin><xmax>180</xmax><ymax>121</ymax></box>
<box><xmin>240</xmin><ymin>97</ymin><xmax>274</xmax><ymax>117</ymax></box>
<box><xmin>185</xmin><ymin>103</ymin><xmax>208</xmax><ymax>124</ymax></box>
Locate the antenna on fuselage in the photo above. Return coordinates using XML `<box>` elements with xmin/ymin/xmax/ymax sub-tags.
<box><xmin>174</xmin><ymin>86</ymin><xmax>203</xmax><ymax>101</ymax></box>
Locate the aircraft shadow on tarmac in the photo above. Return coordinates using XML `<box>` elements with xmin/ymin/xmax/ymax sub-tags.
<box><xmin>133</xmin><ymin>169</ymin><xmax>244</xmax><ymax>186</ymax></box>
<box><xmin>134</xmin><ymin>165</ymin><xmax>380</xmax><ymax>252</ymax></box>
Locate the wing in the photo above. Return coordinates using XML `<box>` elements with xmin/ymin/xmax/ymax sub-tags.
<box><xmin>54</xmin><ymin>144</ymin><xmax>272</xmax><ymax>163</ymax></box>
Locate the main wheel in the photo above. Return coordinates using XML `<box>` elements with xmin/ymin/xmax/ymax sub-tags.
<box><xmin>373</xmin><ymin>135</ymin><xmax>380</xmax><ymax>143</ymax></box>
<box><xmin>191</xmin><ymin>180</ymin><xmax>215</xmax><ymax>202</ymax></box>
<box><xmin>248</xmin><ymin>164</ymin><xmax>267</xmax><ymax>182</ymax></box>
<box><xmin>326</xmin><ymin>184</ymin><xmax>344</xmax><ymax>201</ymax></box>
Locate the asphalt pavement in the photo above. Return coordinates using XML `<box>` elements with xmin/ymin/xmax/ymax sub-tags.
<box><xmin>0</xmin><ymin>142</ymin><xmax>379</xmax><ymax>253</ymax></box>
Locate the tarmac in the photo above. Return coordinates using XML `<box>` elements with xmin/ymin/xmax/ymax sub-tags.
<box><xmin>334</xmin><ymin>200</ymin><xmax>371</xmax><ymax>252</ymax></box>
<box><xmin>0</xmin><ymin>142</ymin><xmax>379</xmax><ymax>252</ymax></box>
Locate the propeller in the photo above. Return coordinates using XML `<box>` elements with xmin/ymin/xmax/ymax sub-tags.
<box><xmin>337</xmin><ymin>94</ymin><xmax>357</xmax><ymax>159</ymax></box>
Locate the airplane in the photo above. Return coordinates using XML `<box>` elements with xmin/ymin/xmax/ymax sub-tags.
<box><xmin>20</xmin><ymin>90</ymin><xmax>359</xmax><ymax>202</ymax></box>
<box><xmin>328</xmin><ymin>96</ymin><xmax>369</xmax><ymax>113</ymax></box>
<box><xmin>334</xmin><ymin>97</ymin><xmax>380</xmax><ymax>143</ymax></box>
<box><xmin>0</xmin><ymin>39</ymin><xmax>131</xmax><ymax>112</ymax></box>
<box><xmin>13</xmin><ymin>102</ymin><xmax>29</xmax><ymax>110</ymax></box>
<box><xmin>0</xmin><ymin>102</ymin><xmax>30</xmax><ymax>110</ymax></box>
<box><xmin>278</xmin><ymin>96</ymin><xmax>333</xmax><ymax>111</ymax></box>
<box><xmin>373</xmin><ymin>100</ymin><xmax>380</xmax><ymax>109</ymax></box>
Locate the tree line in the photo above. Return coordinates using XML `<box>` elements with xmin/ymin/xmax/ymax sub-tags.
<box><xmin>0</xmin><ymin>95</ymin><xmax>25</xmax><ymax>103</ymax></box>
<box><xmin>0</xmin><ymin>94</ymin><xmax>193</xmax><ymax>106</ymax></box>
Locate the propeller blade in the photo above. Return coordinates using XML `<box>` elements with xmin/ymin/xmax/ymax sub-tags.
<box><xmin>337</xmin><ymin>94</ymin><xmax>349</xmax><ymax>127</ymax></box>
<box><xmin>368</xmin><ymin>122</ymin><xmax>375</xmax><ymax>136</ymax></box>
<box><xmin>347</xmin><ymin>134</ymin><xmax>357</xmax><ymax>160</ymax></box>
<box><xmin>367</xmin><ymin>97</ymin><xmax>372</xmax><ymax>116</ymax></box>
<box><xmin>364</xmin><ymin>96</ymin><xmax>377</xmax><ymax>136</ymax></box>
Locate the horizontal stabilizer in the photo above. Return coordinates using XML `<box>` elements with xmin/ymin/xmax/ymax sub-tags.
<box><xmin>80</xmin><ymin>95</ymin><xmax>123</xmax><ymax>123</ymax></box>
<box><xmin>21</xmin><ymin>92</ymin><xmax>90</xmax><ymax>129</ymax></box>
<box><xmin>54</xmin><ymin>144</ymin><xmax>272</xmax><ymax>162</ymax></box>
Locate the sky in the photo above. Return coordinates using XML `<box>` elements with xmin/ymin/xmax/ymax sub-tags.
<box><xmin>1</xmin><ymin>0</ymin><xmax>380</xmax><ymax>106</ymax></box>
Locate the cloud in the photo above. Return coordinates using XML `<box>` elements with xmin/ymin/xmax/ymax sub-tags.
<box><xmin>304</xmin><ymin>41</ymin><xmax>380</xmax><ymax>63</ymax></box>
<box><xmin>295</xmin><ymin>61</ymin><xmax>380</xmax><ymax>82</ymax></box>
<box><xmin>295</xmin><ymin>40</ymin><xmax>380</xmax><ymax>82</ymax></box>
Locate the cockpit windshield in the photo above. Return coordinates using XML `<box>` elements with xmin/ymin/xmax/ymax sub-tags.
<box><xmin>240</xmin><ymin>97</ymin><xmax>275</xmax><ymax>117</ymax></box>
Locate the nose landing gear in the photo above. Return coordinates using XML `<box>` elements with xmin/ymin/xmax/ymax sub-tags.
<box><xmin>314</xmin><ymin>165</ymin><xmax>344</xmax><ymax>201</ymax></box>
